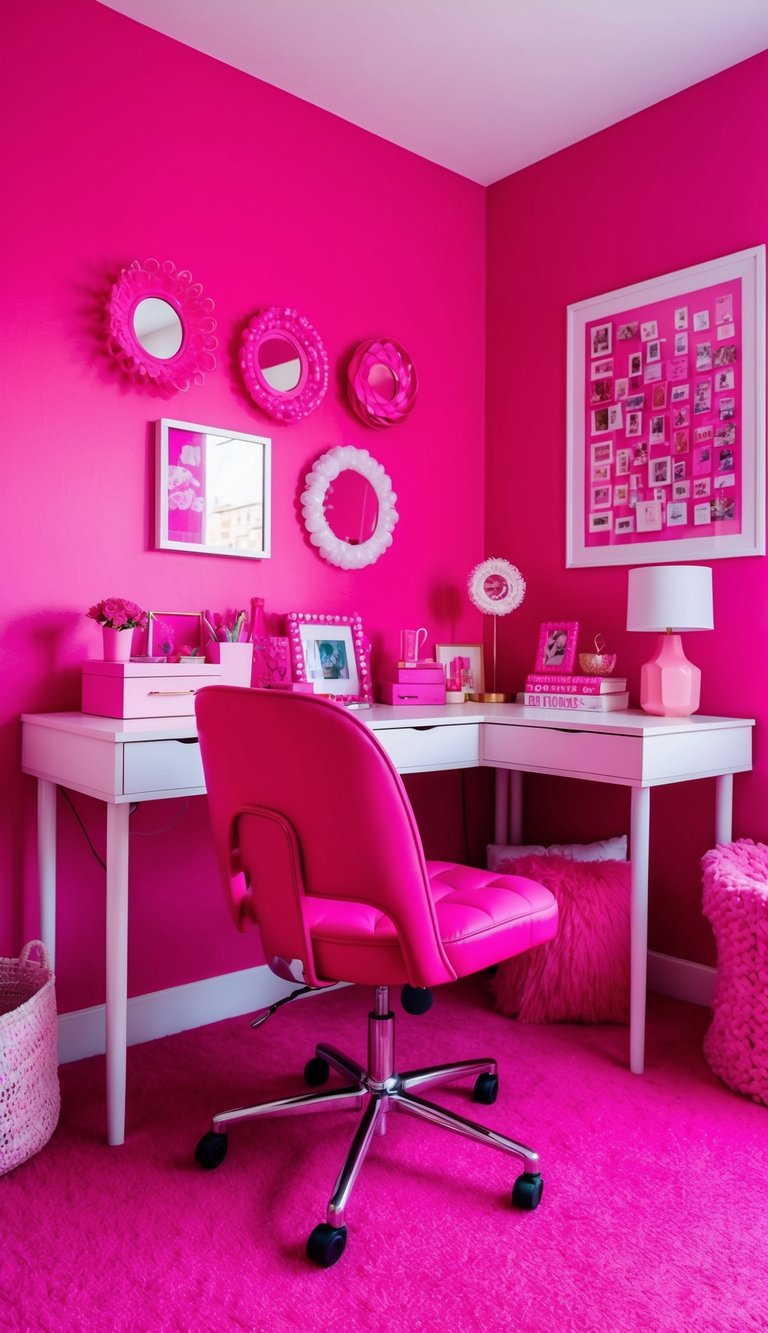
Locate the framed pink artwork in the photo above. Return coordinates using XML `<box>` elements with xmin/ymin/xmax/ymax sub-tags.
<box><xmin>534</xmin><ymin>622</ymin><xmax>579</xmax><ymax>673</ymax></box>
<box><xmin>566</xmin><ymin>247</ymin><xmax>765</xmax><ymax>566</ymax></box>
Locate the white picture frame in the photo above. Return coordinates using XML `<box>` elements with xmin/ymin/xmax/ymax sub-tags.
<box><xmin>156</xmin><ymin>419</ymin><xmax>271</xmax><ymax>560</ymax></box>
<box><xmin>566</xmin><ymin>246</ymin><xmax>765</xmax><ymax>566</ymax></box>
<box><xmin>434</xmin><ymin>643</ymin><xmax>484</xmax><ymax>694</ymax></box>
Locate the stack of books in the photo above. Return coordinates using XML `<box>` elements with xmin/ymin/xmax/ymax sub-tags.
<box><xmin>518</xmin><ymin>672</ymin><xmax>629</xmax><ymax>712</ymax></box>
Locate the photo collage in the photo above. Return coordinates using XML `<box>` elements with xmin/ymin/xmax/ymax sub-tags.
<box><xmin>584</xmin><ymin>279</ymin><xmax>741</xmax><ymax>547</ymax></box>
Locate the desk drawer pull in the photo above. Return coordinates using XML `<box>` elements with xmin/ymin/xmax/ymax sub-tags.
<box><xmin>147</xmin><ymin>689</ymin><xmax>197</xmax><ymax>697</ymax></box>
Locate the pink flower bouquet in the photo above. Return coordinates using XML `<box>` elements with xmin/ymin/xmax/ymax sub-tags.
<box><xmin>86</xmin><ymin>598</ymin><xmax>148</xmax><ymax>631</ymax></box>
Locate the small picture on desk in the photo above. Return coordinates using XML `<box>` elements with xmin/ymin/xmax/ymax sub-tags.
<box><xmin>434</xmin><ymin>643</ymin><xmax>484</xmax><ymax>695</ymax></box>
<box><xmin>534</xmin><ymin>621</ymin><xmax>579</xmax><ymax>673</ymax></box>
<box><xmin>147</xmin><ymin>610</ymin><xmax>203</xmax><ymax>660</ymax></box>
<box><xmin>285</xmin><ymin>611</ymin><xmax>372</xmax><ymax>705</ymax></box>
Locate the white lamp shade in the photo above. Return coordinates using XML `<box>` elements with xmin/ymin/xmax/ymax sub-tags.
<box><xmin>626</xmin><ymin>565</ymin><xmax>714</xmax><ymax>632</ymax></box>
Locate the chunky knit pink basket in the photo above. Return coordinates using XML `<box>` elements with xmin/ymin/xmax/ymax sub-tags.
<box><xmin>0</xmin><ymin>940</ymin><xmax>60</xmax><ymax>1175</ymax></box>
<box><xmin>702</xmin><ymin>840</ymin><xmax>768</xmax><ymax>1106</ymax></box>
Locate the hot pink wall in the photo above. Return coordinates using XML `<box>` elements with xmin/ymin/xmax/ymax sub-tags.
<box><xmin>0</xmin><ymin>0</ymin><xmax>487</xmax><ymax>1010</ymax></box>
<box><xmin>487</xmin><ymin>52</ymin><xmax>768</xmax><ymax>966</ymax></box>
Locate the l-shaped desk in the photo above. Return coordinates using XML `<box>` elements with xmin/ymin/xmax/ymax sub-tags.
<box><xmin>21</xmin><ymin>702</ymin><xmax>753</xmax><ymax>1145</ymax></box>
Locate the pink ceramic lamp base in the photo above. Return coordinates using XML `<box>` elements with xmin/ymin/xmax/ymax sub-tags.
<box><xmin>640</xmin><ymin>632</ymin><xmax>701</xmax><ymax>717</ymax></box>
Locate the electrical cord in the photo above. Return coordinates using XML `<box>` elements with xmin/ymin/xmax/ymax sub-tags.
<box><xmin>59</xmin><ymin>786</ymin><xmax>191</xmax><ymax>871</ymax></box>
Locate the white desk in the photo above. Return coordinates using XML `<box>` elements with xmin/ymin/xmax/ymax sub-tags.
<box><xmin>22</xmin><ymin>703</ymin><xmax>753</xmax><ymax>1144</ymax></box>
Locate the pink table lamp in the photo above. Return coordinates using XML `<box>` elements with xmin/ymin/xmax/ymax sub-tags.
<box><xmin>626</xmin><ymin>565</ymin><xmax>713</xmax><ymax>717</ymax></box>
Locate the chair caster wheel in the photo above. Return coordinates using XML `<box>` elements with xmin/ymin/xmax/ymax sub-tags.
<box><xmin>401</xmin><ymin>985</ymin><xmax>433</xmax><ymax>1014</ymax></box>
<box><xmin>473</xmin><ymin>1072</ymin><xmax>499</xmax><ymax>1104</ymax></box>
<box><xmin>194</xmin><ymin>1130</ymin><xmax>228</xmax><ymax>1170</ymax></box>
<box><xmin>512</xmin><ymin>1171</ymin><xmax>543</xmax><ymax>1210</ymax></box>
<box><xmin>306</xmin><ymin>1222</ymin><xmax>347</xmax><ymax>1267</ymax></box>
<box><xmin>304</xmin><ymin>1056</ymin><xmax>330</xmax><ymax>1086</ymax></box>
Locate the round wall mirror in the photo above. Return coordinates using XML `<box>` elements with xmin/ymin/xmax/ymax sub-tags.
<box><xmin>347</xmin><ymin>337</ymin><xmax>418</xmax><ymax>428</ymax></box>
<box><xmin>133</xmin><ymin>297</ymin><xmax>183</xmax><ymax>359</ymax></box>
<box><xmin>107</xmin><ymin>258</ymin><xmax>217</xmax><ymax>391</ymax></box>
<box><xmin>240</xmin><ymin>307</ymin><xmax>328</xmax><ymax>423</ymax></box>
<box><xmin>301</xmin><ymin>445</ymin><xmax>398</xmax><ymax>569</ymax></box>
<box><xmin>325</xmin><ymin>469</ymin><xmax>379</xmax><ymax>545</ymax></box>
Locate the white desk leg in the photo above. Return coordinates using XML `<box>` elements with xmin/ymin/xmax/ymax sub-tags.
<box><xmin>715</xmin><ymin>774</ymin><xmax>733</xmax><ymax>846</ymax></box>
<box><xmin>37</xmin><ymin>780</ymin><xmax>58</xmax><ymax>969</ymax></box>
<box><xmin>105</xmin><ymin>803</ymin><xmax>130</xmax><ymax>1146</ymax></box>
<box><xmin>509</xmin><ymin>771</ymin><xmax>523</xmax><ymax>844</ymax></box>
<box><xmin>629</xmin><ymin>786</ymin><xmax>650</xmax><ymax>1075</ymax></box>
<box><xmin>494</xmin><ymin>769</ymin><xmax>510</xmax><ymax>843</ymax></box>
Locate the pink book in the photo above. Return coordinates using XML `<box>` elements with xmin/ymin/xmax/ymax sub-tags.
<box><xmin>518</xmin><ymin>691</ymin><xmax>629</xmax><ymax>712</ymax></box>
<box><xmin>524</xmin><ymin>673</ymin><xmax>627</xmax><ymax>694</ymax></box>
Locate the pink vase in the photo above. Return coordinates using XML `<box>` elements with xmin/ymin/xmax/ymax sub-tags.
<box><xmin>102</xmin><ymin>626</ymin><xmax>133</xmax><ymax>662</ymax></box>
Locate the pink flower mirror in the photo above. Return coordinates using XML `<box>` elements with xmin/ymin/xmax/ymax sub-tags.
<box><xmin>107</xmin><ymin>258</ymin><xmax>218</xmax><ymax>391</ymax></box>
<box><xmin>347</xmin><ymin>337</ymin><xmax>418</xmax><ymax>428</ymax></box>
<box><xmin>240</xmin><ymin>307</ymin><xmax>329</xmax><ymax>423</ymax></box>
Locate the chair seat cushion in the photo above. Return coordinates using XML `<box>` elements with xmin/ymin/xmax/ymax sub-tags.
<box><xmin>305</xmin><ymin>860</ymin><xmax>557</xmax><ymax>986</ymax></box>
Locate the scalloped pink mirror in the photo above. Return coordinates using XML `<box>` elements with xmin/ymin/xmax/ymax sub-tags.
<box><xmin>347</xmin><ymin>337</ymin><xmax>418</xmax><ymax>428</ymax></box>
<box><xmin>107</xmin><ymin>258</ymin><xmax>218</xmax><ymax>392</ymax></box>
<box><xmin>240</xmin><ymin>307</ymin><xmax>328</xmax><ymax>423</ymax></box>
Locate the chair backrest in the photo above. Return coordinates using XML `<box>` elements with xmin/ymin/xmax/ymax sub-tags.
<box><xmin>195</xmin><ymin>687</ymin><xmax>457</xmax><ymax>988</ymax></box>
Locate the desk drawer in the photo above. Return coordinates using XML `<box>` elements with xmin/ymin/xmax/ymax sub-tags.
<box><xmin>375</xmin><ymin>723</ymin><xmax>479</xmax><ymax>773</ymax></box>
<box><xmin>123</xmin><ymin>739</ymin><xmax>205</xmax><ymax>794</ymax></box>
<box><xmin>481</xmin><ymin>722</ymin><xmax>641</xmax><ymax>782</ymax></box>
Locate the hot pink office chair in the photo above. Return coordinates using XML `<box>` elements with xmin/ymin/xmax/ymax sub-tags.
<box><xmin>194</xmin><ymin>687</ymin><xmax>558</xmax><ymax>1267</ymax></box>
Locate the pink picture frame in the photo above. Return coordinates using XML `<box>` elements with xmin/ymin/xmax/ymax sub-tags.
<box><xmin>286</xmin><ymin>612</ymin><xmax>372</xmax><ymax>705</ymax></box>
<box><xmin>534</xmin><ymin>621</ymin><xmax>579</xmax><ymax>673</ymax></box>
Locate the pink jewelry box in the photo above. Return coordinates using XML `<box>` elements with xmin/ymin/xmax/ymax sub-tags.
<box><xmin>378</xmin><ymin>680</ymin><xmax>447</xmax><ymax>706</ymax></box>
<box><xmin>82</xmin><ymin>661</ymin><xmax>222</xmax><ymax>719</ymax></box>
<box><xmin>393</xmin><ymin>664</ymin><xmax>446</xmax><ymax>684</ymax></box>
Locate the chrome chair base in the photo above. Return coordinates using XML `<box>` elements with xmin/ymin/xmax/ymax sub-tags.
<box><xmin>204</xmin><ymin>985</ymin><xmax>541</xmax><ymax>1231</ymax></box>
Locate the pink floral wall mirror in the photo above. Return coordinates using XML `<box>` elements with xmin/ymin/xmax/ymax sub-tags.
<box><xmin>155</xmin><ymin>418</ymin><xmax>271</xmax><ymax>559</ymax></box>
<box><xmin>108</xmin><ymin>259</ymin><xmax>218</xmax><ymax>391</ymax></box>
<box><xmin>347</xmin><ymin>337</ymin><xmax>418</xmax><ymax>428</ymax></box>
<box><xmin>240</xmin><ymin>307</ymin><xmax>328</xmax><ymax>423</ymax></box>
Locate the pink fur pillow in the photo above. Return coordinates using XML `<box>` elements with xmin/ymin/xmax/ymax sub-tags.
<box><xmin>491</xmin><ymin>853</ymin><xmax>630</xmax><ymax>1023</ymax></box>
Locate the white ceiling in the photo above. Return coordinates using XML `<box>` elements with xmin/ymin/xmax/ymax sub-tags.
<box><xmin>98</xmin><ymin>0</ymin><xmax>768</xmax><ymax>184</ymax></box>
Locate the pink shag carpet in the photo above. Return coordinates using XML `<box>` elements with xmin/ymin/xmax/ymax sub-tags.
<box><xmin>2</xmin><ymin>978</ymin><xmax>767</xmax><ymax>1333</ymax></box>
<box><xmin>491</xmin><ymin>854</ymin><xmax>630</xmax><ymax>1023</ymax></box>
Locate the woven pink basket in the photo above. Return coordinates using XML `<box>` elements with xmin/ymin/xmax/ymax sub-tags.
<box><xmin>0</xmin><ymin>940</ymin><xmax>60</xmax><ymax>1175</ymax></box>
<box><xmin>702</xmin><ymin>840</ymin><xmax>768</xmax><ymax>1107</ymax></box>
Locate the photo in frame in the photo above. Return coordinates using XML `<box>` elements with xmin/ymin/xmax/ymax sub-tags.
<box><xmin>434</xmin><ymin>644</ymin><xmax>484</xmax><ymax>695</ymax></box>
<box><xmin>286</xmin><ymin>612</ymin><xmax>372</xmax><ymax>705</ymax></box>
<box><xmin>533</xmin><ymin>622</ymin><xmax>579</xmax><ymax>674</ymax></box>
<box><xmin>566</xmin><ymin>246</ymin><xmax>765</xmax><ymax>566</ymax></box>
<box><xmin>147</xmin><ymin>610</ymin><xmax>203</xmax><ymax>659</ymax></box>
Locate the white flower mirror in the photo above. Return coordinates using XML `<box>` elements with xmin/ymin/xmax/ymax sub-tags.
<box><xmin>301</xmin><ymin>445</ymin><xmax>399</xmax><ymax>569</ymax></box>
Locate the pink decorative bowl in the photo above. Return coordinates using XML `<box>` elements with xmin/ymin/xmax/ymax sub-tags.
<box><xmin>578</xmin><ymin>652</ymin><xmax>617</xmax><ymax>676</ymax></box>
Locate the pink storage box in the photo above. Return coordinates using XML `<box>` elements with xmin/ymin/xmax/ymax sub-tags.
<box><xmin>82</xmin><ymin>661</ymin><xmax>222</xmax><ymax>719</ymax></box>
<box><xmin>378</xmin><ymin>680</ymin><xmax>447</xmax><ymax>706</ymax></box>
<box><xmin>393</xmin><ymin>665</ymin><xmax>446</xmax><ymax>684</ymax></box>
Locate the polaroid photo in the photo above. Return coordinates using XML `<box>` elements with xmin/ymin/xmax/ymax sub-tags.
<box><xmin>650</xmin><ymin>456</ymin><xmax>672</xmax><ymax>486</ymax></box>
<box><xmin>713</xmin><ymin>344</ymin><xmax>737</xmax><ymax>367</ymax></box>
<box><xmin>651</xmin><ymin>383</ymin><xmax>667</xmax><ymax>410</ymax></box>
<box><xmin>640</xmin><ymin>320</ymin><xmax>658</xmax><ymax>342</ymax></box>
<box><xmin>693</xmin><ymin>310</ymin><xmax>710</xmax><ymax>332</ymax></box>
<box><xmin>715</xmin><ymin>369</ymin><xmax>735</xmax><ymax>392</ymax></box>
<box><xmin>607</xmin><ymin>404</ymin><xmax>623</xmax><ymax>431</ymax></box>
<box><xmin>672</xmin><ymin>481</ymin><xmax>690</xmax><ymax>500</ymax></box>
<box><xmin>617</xmin><ymin>322</ymin><xmax>639</xmax><ymax>341</ymax></box>
<box><xmin>714</xmin><ymin>422</ymin><xmax>736</xmax><ymax>447</ymax></box>
<box><xmin>694</xmin><ymin>380</ymin><xmax>712</xmax><ymax>415</ymax></box>
<box><xmin>717</xmin><ymin>446</ymin><xmax>735</xmax><ymax>473</ymax></box>
<box><xmin>591</xmin><ymin>440</ymin><xmax>613</xmax><ymax>464</ymax></box>
<box><xmin>591</xmin><ymin>356</ymin><xmax>614</xmax><ymax>379</ymax></box>
<box><xmin>636</xmin><ymin>499</ymin><xmax>663</xmax><ymax>532</ymax></box>
<box><xmin>712</xmin><ymin>495</ymin><xmax>735</xmax><ymax>521</ymax></box>
<box><xmin>591</xmin><ymin>462</ymin><xmax>611</xmax><ymax>483</ymax></box>
<box><xmin>694</xmin><ymin>502</ymin><xmax>712</xmax><ymax>525</ymax></box>
<box><xmin>615</xmin><ymin>377</ymin><xmax>629</xmax><ymax>401</ymax></box>
<box><xmin>591</xmin><ymin>408</ymin><xmax>611</xmax><ymax>435</ymax></box>
<box><xmin>717</xmin><ymin>323</ymin><xmax>736</xmax><ymax>341</ymax></box>
<box><xmin>632</xmin><ymin>442</ymin><xmax>648</xmax><ymax>466</ymax></box>
<box><xmin>694</xmin><ymin>424</ymin><xmax>713</xmax><ymax>443</ymax></box>
<box><xmin>673</xmin><ymin>430</ymin><xmax>690</xmax><ymax>455</ymax></box>
<box><xmin>719</xmin><ymin>397</ymin><xmax>735</xmax><ymax>420</ymax></box>
<box><xmin>693</xmin><ymin>445</ymin><xmax>712</xmax><ymax>476</ymax></box>
<box><xmin>625</xmin><ymin>392</ymin><xmax>644</xmax><ymax>410</ymax></box>
<box><xmin>613</xmin><ymin>483</ymin><xmax>629</xmax><ymax>505</ymax></box>
<box><xmin>630</xmin><ymin>472</ymin><xmax>641</xmax><ymax>490</ymax></box>
<box><xmin>644</xmin><ymin>363</ymin><xmax>662</xmax><ymax>383</ymax></box>
<box><xmin>646</xmin><ymin>339</ymin><xmax>661</xmax><ymax>364</ymax></box>
<box><xmin>674</xmin><ymin>307</ymin><xmax>688</xmax><ymax>330</ymax></box>
<box><xmin>591</xmin><ymin>485</ymin><xmax>612</xmax><ymax>509</ymax></box>
<box><xmin>670</xmin><ymin>384</ymin><xmax>689</xmax><ymax>402</ymax></box>
<box><xmin>588</xmin><ymin>512</ymin><xmax>613</xmax><ymax>533</ymax></box>
<box><xmin>715</xmin><ymin>294</ymin><xmax>733</xmax><ymax>324</ymax></box>
<box><xmin>628</xmin><ymin>352</ymin><xmax>643</xmax><ymax>377</ymax></box>
<box><xmin>625</xmin><ymin>411</ymin><xmax>642</xmax><ymax>438</ymax></box>
<box><xmin>591</xmin><ymin>324</ymin><xmax>613</xmax><ymax>358</ymax></box>
<box><xmin>714</xmin><ymin>473</ymin><xmax>736</xmax><ymax>490</ymax></box>
<box><xmin>615</xmin><ymin>448</ymin><xmax>630</xmax><ymax>475</ymax></box>
<box><xmin>590</xmin><ymin>377</ymin><xmax>613</xmax><ymax>405</ymax></box>
<box><xmin>649</xmin><ymin>415</ymin><xmax>666</xmax><ymax>446</ymax></box>
<box><xmin>693</xmin><ymin>478</ymin><xmax>711</xmax><ymax>498</ymax></box>
<box><xmin>615</xmin><ymin>515</ymin><xmax>635</xmax><ymax>535</ymax></box>
<box><xmin>666</xmin><ymin>502</ymin><xmax>688</xmax><ymax>527</ymax></box>
<box><xmin>653</xmin><ymin>487</ymin><xmax>667</xmax><ymax>501</ymax></box>
<box><xmin>696</xmin><ymin>343</ymin><xmax>712</xmax><ymax>372</ymax></box>
<box><xmin>674</xmin><ymin>332</ymin><xmax>688</xmax><ymax>355</ymax></box>
<box><xmin>673</xmin><ymin>461</ymin><xmax>686</xmax><ymax>481</ymax></box>
<box><xmin>666</xmin><ymin>357</ymin><xmax>689</xmax><ymax>383</ymax></box>
<box><xmin>672</xmin><ymin>405</ymin><xmax>690</xmax><ymax>428</ymax></box>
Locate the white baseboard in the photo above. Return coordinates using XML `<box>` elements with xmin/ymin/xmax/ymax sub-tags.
<box><xmin>647</xmin><ymin>949</ymin><xmax>715</xmax><ymax>1007</ymax></box>
<box><xmin>57</xmin><ymin>951</ymin><xmax>715</xmax><ymax>1065</ymax></box>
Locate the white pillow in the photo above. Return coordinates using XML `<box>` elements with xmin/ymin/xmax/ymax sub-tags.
<box><xmin>487</xmin><ymin>835</ymin><xmax>627</xmax><ymax>869</ymax></box>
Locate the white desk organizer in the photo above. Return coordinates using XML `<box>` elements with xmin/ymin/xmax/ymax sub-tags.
<box><xmin>82</xmin><ymin>661</ymin><xmax>221</xmax><ymax>719</ymax></box>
